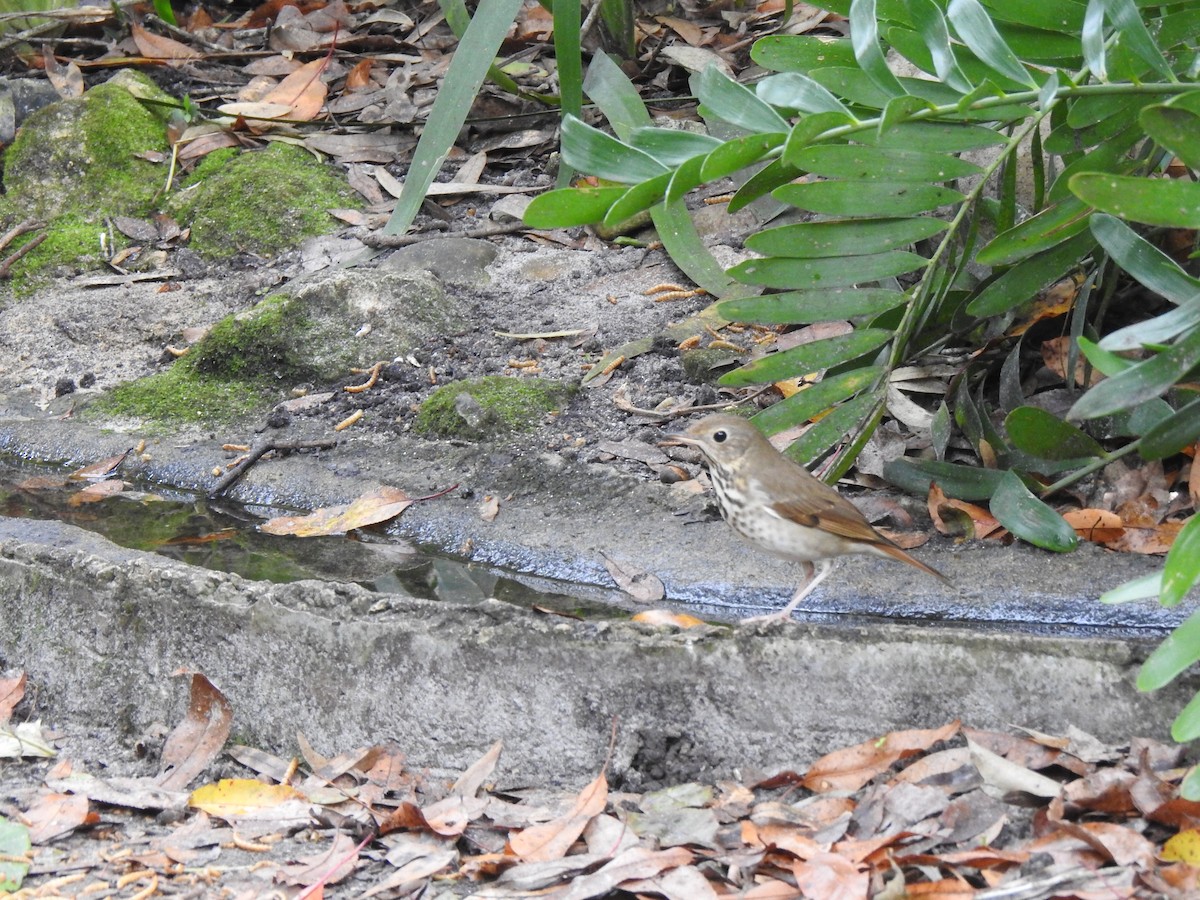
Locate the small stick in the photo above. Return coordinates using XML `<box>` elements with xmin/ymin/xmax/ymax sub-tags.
<box><xmin>208</xmin><ymin>438</ymin><xmax>338</xmax><ymax>498</ymax></box>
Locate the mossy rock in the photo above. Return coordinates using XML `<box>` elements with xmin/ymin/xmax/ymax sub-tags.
<box><xmin>88</xmin><ymin>364</ymin><xmax>267</xmax><ymax>426</ymax></box>
<box><xmin>3</xmin><ymin>76</ymin><xmax>170</xmax><ymax>218</ymax></box>
<box><xmin>168</xmin><ymin>143</ymin><xmax>357</xmax><ymax>259</ymax></box>
<box><xmin>415</xmin><ymin>376</ymin><xmax>575</xmax><ymax>439</ymax></box>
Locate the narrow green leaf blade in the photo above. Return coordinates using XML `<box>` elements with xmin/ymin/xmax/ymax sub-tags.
<box><xmin>746</xmin><ymin>218</ymin><xmax>947</xmax><ymax>258</ymax></box>
<box><xmin>775</xmin><ymin>180</ymin><xmax>965</xmax><ymax>216</ymax></box>
<box><xmin>850</xmin><ymin>0</ymin><xmax>906</xmax><ymax>96</ymax></box>
<box><xmin>789</xmin><ymin>145</ymin><xmax>983</xmax><ymax>181</ymax></box>
<box><xmin>1162</xmin><ymin>515</ymin><xmax>1200</xmax><ymax>607</ymax></box>
<box><xmin>1091</xmin><ymin>213</ymin><xmax>1200</xmax><ymax>311</ymax></box>
<box><xmin>694</xmin><ymin>66</ymin><xmax>790</xmax><ymax>134</ymax></box>
<box><xmin>1138</xmin><ymin>607</ymin><xmax>1200</xmax><ymax>691</ymax></box>
<box><xmin>1070</xmin><ymin>173</ymin><xmax>1200</xmax><ymax>229</ymax></box>
<box><xmin>1100</xmin><ymin>571</ymin><xmax>1163</xmax><ymax>604</ymax></box>
<box><xmin>560</xmin><ymin>115</ymin><xmax>667</xmax><ymax>184</ymax></box>
<box><xmin>718</xmin><ymin>289</ymin><xmax>908</xmax><ymax>324</ymax></box>
<box><xmin>731</xmin><ymin>251</ymin><xmax>928</xmax><ymax>289</ymax></box>
<box><xmin>967</xmin><ymin>232</ymin><xmax>1096</xmax><ymax>317</ymax></box>
<box><xmin>753</xmin><ymin>367</ymin><xmax>885</xmax><ymax>434</ymax></box>
<box><xmin>990</xmin><ymin>470</ymin><xmax>1079</xmax><ymax>552</ymax></box>
<box><xmin>523</xmin><ymin>186</ymin><xmax>628</xmax><ymax>228</ymax></box>
<box><xmin>785</xmin><ymin>389</ymin><xmax>885</xmax><ymax>467</ymax></box>
<box><xmin>906</xmin><ymin>0</ymin><xmax>974</xmax><ymax>93</ymax></box>
<box><xmin>627</xmin><ymin>127</ymin><xmax>723</xmax><ymax>166</ymax></box>
<box><xmin>882</xmin><ymin>457</ymin><xmax>1006</xmax><ymax>500</ymax></box>
<box><xmin>976</xmin><ymin>196</ymin><xmax>1092</xmax><ymax>267</ymax></box>
<box><xmin>719</xmin><ymin>328</ymin><xmax>894</xmax><ymax>386</ymax></box>
<box><xmin>1005</xmin><ymin>406</ymin><xmax>1106</xmax><ymax>460</ymax></box>
<box><xmin>947</xmin><ymin>0</ymin><xmax>1039</xmax><ymax>88</ymax></box>
<box><xmin>1140</xmin><ymin>398</ymin><xmax>1200</xmax><ymax>461</ymax></box>
<box><xmin>757</xmin><ymin>72</ymin><xmax>854</xmax><ymax>116</ymax></box>
<box><xmin>699</xmin><ymin>133</ymin><xmax>786</xmax><ymax>182</ymax></box>
<box><xmin>1140</xmin><ymin>102</ymin><xmax>1200</xmax><ymax>171</ymax></box>
<box><xmin>1070</xmin><ymin>327</ymin><xmax>1200</xmax><ymax>420</ymax></box>
<box><xmin>381</xmin><ymin>0</ymin><xmax>526</xmax><ymax>236</ymax></box>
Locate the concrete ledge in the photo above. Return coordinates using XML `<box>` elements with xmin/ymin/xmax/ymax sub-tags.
<box><xmin>1</xmin><ymin>518</ymin><xmax>1192</xmax><ymax>789</ymax></box>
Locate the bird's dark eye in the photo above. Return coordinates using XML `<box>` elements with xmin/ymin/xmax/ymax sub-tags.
<box><xmin>713</xmin><ymin>430</ymin><xmax>727</xmax><ymax>443</ymax></box>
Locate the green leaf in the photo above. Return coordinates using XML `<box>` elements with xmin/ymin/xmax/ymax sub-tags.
<box><xmin>757</xmin><ymin>72</ymin><xmax>854</xmax><ymax>116</ymax></box>
<box><xmin>1081</xmin><ymin>0</ymin><xmax>1107</xmax><ymax>81</ymax></box>
<box><xmin>1174</xmin><ymin>697</ymin><xmax>1200</xmax><ymax>745</ymax></box>
<box><xmin>746</xmin><ymin>218</ymin><xmax>947</xmax><ymax>258</ymax></box>
<box><xmin>1100</xmin><ymin>571</ymin><xmax>1163</xmax><ymax>604</ymax></box>
<box><xmin>1139</xmin><ymin>606</ymin><xmax>1200</xmax><ymax>692</ymax></box>
<box><xmin>981</xmin><ymin>0</ymin><xmax>1087</xmax><ymax>33</ymax></box>
<box><xmin>665</xmin><ymin>154</ymin><xmax>708</xmax><ymax>204</ymax></box>
<box><xmin>1005</xmin><ymin>406</ymin><xmax>1106</xmax><ymax>460</ymax></box>
<box><xmin>860</xmin><ymin>121</ymin><xmax>1007</xmax><ymax>151</ymax></box>
<box><xmin>775</xmin><ymin>180</ymin><xmax>965</xmax><ymax>216</ymax></box>
<box><xmin>1181</xmin><ymin>765</ymin><xmax>1200</xmax><ymax>800</ymax></box>
<box><xmin>1162</xmin><ymin>515</ymin><xmax>1200</xmax><ymax>606</ymax></box>
<box><xmin>699</xmin><ymin>133</ymin><xmax>786</xmax><ymax>181</ymax></box>
<box><xmin>947</xmin><ymin>0</ymin><xmax>1039</xmax><ymax>88</ymax></box>
<box><xmin>878</xmin><ymin>94</ymin><xmax>937</xmax><ymax>135</ymax></box>
<box><xmin>719</xmin><ymin>328</ymin><xmax>893</xmax><ymax>386</ymax></box>
<box><xmin>731</xmin><ymin>251</ymin><xmax>928</xmax><ymax>289</ymax></box>
<box><xmin>694</xmin><ymin>66</ymin><xmax>790</xmax><ymax>134</ymax></box>
<box><xmin>1091</xmin><ymin>213</ymin><xmax>1200</xmax><ymax>311</ymax></box>
<box><xmin>380</xmin><ymin>0</ymin><xmax>526</xmax><ymax>236</ymax></box>
<box><xmin>552</xmin><ymin>0</ymin><xmax>582</xmax><ymax>186</ymax></box>
<box><xmin>1140</xmin><ymin>398</ymin><xmax>1200</xmax><ymax>460</ymax></box>
<box><xmin>931</xmin><ymin>400</ymin><xmax>952</xmax><ymax>460</ymax></box>
<box><xmin>990</xmin><ymin>470</ymin><xmax>1079</xmax><ymax>552</ymax></box>
<box><xmin>751</xmin><ymin>35</ymin><xmax>858</xmax><ymax>73</ymax></box>
<box><xmin>1070</xmin><ymin>173</ymin><xmax>1200</xmax><ymax>228</ymax></box>
<box><xmin>851</xmin><ymin>0</ymin><xmax>906</xmax><ymax>97</ymax></box>
<box><xmin>904</xmin><ymin>0</ymin><xmax>974</xmax><ymax>93</ymax></box>
<box><xmin>882</xmin><ymin>457</ymin><xmax>1006</xmax><ymax>500</ymax></box>
<box><xmin>967</xmin><ymin>231</ymin><xmax>1096</xmax><ymax>317</ymax></box>
<box><xmin>560</xmin><ymin>114</ymin><xmax>667</xmax><ymax>184</ymax></box>
<box><xmin>729</xmin><ymin>159</ymin><xmax>805</xmax><ymax>212</ymax></box>
<box><xmin>627</xmin><ymin>127</ymin><xmax>722</xmax><ymax>166</ymax></box>
<box><xmin>785</xmin><ymin>389</ymin><xmax>885</xmax><ymax>467</ymax></box>
<box><xmin>718</xmin><ymin>288</ymin><xmax>908</xmax><ymax>324</ymax></box>
<box><xmin>1078</xmin><ymin>336</ymin><xmax>1133</xmax><ymax>377</ymax></box>
<box><xmin>976</xmin><ymin>196</ymin><xmax>1092</xmax><ymax>266</ymax></box>
<box><xmin>788</xmin><ymin>145</ymin><xmax>984</xmax><ymax>181</ymax></box>
<box><xmin>1070</xmin><ymin>326</ymin><xmax>1200</xmax><ymax>420</ymax></box>
<box><xmin>0</xmin><ymin>816</ymin><xmax>30</xmax><ymax>892</ymax></box>
<box><xmin>753</xmin><ymin>367</ymin><xmax>885</xmax><ymax>434</ymax></box>
<box><xmin>523</xmin><ymin>185</ymin><xmax>628</xmax><ymax>228</ymax></box>
<box><xmin>602</xmin><ymin>172</ymin><xmax>673</xmax><ymax>226</ymax></box>
<box><xmin>1140</xmin><ymin>97</ymin><xmax>1200</xmax><ymax>171</ymax></box>
<box><xmin>1104</xmin><ymin>0</ymin><xmax>1176</xmax><ymax>82</ymax></box>
<box><xmin>781</xmin><ymin>112</ymin><xmax>858</xmax><ymax>166</ymax></box>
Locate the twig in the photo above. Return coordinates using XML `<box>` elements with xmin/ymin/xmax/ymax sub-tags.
<box><xmin>0</xmin><ymin>231</ymin><xmax>47</xmax><ymax>278</ymax></box>
<box><xmin>208</xmin><ymin>438</ymin><xmax>339</xmax><ymax>498</ymax></box>
<box><xmin>361</xmin><ymin>219</ymin><xmax>528</xmax><ymax>248</ymax></box>
<box><xmin>620</xmin><ymin>386</ymin><xmax>773</xmax><ymax>420</ymax></box>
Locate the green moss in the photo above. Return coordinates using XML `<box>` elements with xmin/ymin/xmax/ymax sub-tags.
<box><xmin>3</xmin><ymin>214</ymin><xmax>107</xmax><ymax>295</ymax></box>
<box><xmin>414</xmin><ymin>376</ymin><xmax>575</xmax><ymax>438</ymax></box>
<box><xmin>87</xmin><ymin>365</ymin><xmax>265</xmax><ymax>425</ymax></box>
<box><xmin>169</xmin><ymin>143</ymin><xmax>358</xmax><ymax>259</ymax></box>
<box><xmin>4</xmin><ymin>81</ymin><xmax>168</xmax><ymax>218</ymax></box>
<box><xmin>187</xmin><ymin>293</ymin><xmax>316</xmax><ymax>382</ymax></box>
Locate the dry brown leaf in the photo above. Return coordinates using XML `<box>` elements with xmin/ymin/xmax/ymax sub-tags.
<box><xmin>802</xmin><ymin>722</ymin><xmax>961</xmax><ymax>793</ymax></box>
<box><xmin>42</xmin><ymin>45</ymin><xmax>83</xmax><ymax>99</ymax></box>
<box><xmin>1108</xmin><ymin>520</ymin><xmax>1184</xmax><ymax>554</ymax></box>
<box><xmin>131</xmin><ymin>23</ymin><xmax>204</xmax><ymax>61</ymax></box>
<box><xmin>259</xmin><ymin>57</ymin><xmax>329</xmax><ymax>121</ymax></box>
<box><xmin>927</xmin><ymin>483</ymin><xmax>1001</xmax><ymax>539</ymax></box>
<box><xmin>1041</xmin><ymin>336</ymin><xmax>1105</xmax><ymax>387</ymax></box>
<box><xmin>601</xmin><ymin>552</ymin><xmax>665</xmax><ymax>604</ymax></box>
<box><xmin>791</xmin><ymin>851</ymin><xmax>869</xmax><ymax>900</ymax></box>
<box><xmin>1007</xmin><ymin>276</ymin><xmax>1078</xmax><ymax>338</ymax></box>
<box><xmin>508</xmin><ymin>771</ymin><xmax>608</xmax><ymax>862</ymax></box>
<box><xmin>1063</xmin><ymin>508</ymin><xmax>1126</xmax><ymax>544</ymax></box>
<box><xmin>22</xmin><ymin>792</ymin><xmax>92</xmax><ymax>844</ymax></box>
<box><xmin>260</xmin><ymin>486</ymin><xmax>413</xmax><ymax>536</ymax></box>
<box><xmin>67</xmin><ymin>449</ymin><xmax>130</xmax><ymax>481</ymax></box>
<box><xmin>0</xmin><ymin>672</ymin><xmax>26</xmax><ymax>723</ymax></box>
<box><xmin>157</xmin><ymin>672</ymin><xmax>233</xmax><ymax>791</ymax></box>
<box><xmin>67</xmin><ymin>479</ymin><xmax>126</xmax><ymax>505</ymax></box>
<box><xmin>630</xmin><ymin>610</ymin><xmax>706</xmax><ymax>629</ymax></box>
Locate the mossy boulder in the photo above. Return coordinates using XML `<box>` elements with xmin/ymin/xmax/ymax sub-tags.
<box><xmin>415</xmin><ymin>376</ymin><xmax>575</xmax><ymax>439</ymax></box>
<box><xmin>168</xmin><ymin>143</ymin><xmax>357</xmax><ymax>259</ymax></box>
<box><xmin>3</xmin><ymin>74</ymin><xmax>170</xmax><ymax>218</ymax></box>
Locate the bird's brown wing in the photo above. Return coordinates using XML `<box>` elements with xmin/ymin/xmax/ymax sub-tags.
<box><xmin>771</xmin><ymin>494</ymin><xmax>884</xmax><ymax>545</ymax></box>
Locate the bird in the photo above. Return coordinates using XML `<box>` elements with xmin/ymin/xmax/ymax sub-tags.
<box><xmin>662</xmin><ymin>413</ymin><xmax>949</xmax><ymax>622</ymax></box>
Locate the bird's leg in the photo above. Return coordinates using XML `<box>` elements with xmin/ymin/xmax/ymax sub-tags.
<box><xmin>741</xmin><ymin>559</ymin><xmax>832</xmax><ymax>624</ymax></box>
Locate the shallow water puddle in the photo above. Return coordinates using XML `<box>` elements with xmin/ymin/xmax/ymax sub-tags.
<box><xmin>0</xmin><ymin>455</ymin><xmax>619</xmax><ymax>619</ymax></box>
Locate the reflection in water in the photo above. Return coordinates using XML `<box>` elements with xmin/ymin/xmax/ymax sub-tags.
<box><xmin>0</xmin><ymin>456</ymin><xmax>617</xmax><ymax>619</ymax></box>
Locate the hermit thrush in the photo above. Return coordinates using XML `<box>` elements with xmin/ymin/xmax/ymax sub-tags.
<box><xmin>663</xmin><ymin>413</ymin><xmax>949</xmax><ymax>622</ymax></box>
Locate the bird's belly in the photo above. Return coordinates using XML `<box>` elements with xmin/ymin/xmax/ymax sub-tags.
<box><xmin>729</xmin><ymin>512</ymin><xmax>856</xmax><ymax>562</ymax></box>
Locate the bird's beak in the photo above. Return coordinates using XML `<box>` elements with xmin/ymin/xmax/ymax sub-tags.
<box><xmin>658</xmin><ymin>433</ymin><xmax>699</xmax><ymax>449</ymax></box>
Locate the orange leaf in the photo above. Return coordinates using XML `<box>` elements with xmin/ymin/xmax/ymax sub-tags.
<box><xmin>131</xmin><ymin>23</ymin><xmax>203</xmax><ymax>61</ymax></box>
<box><xmin>508</xmin><ymin>771</ymin><xmax>607</xmax><ymax>861</ymax></box>
<box><xmin>260</xmin><ymin>486</ymin><xmax>414</xmax><ymax>536</ymax></box>
<box><xmin>260</xmin><ymin>57</ymin><xmax>328</xmax><ymax>121</ymax></box>
<box><xmin>631</xmin><ymin>610</ymin><xmax>707</xmax><ymax>628</ymax></box>
<box><xmin>791</xmin><ymin>851</ymin><xmax>869</xmax><ymax>900</ymax></box>
<box><xmin>802</xmin><ymin>722</ymin><xmax>960</xmax><ymax>793</ymax></box>
<box><xmin>1062</xmin><ymin>508</ymin><xmax>1125</xmax><ymax>544</ymax></box>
